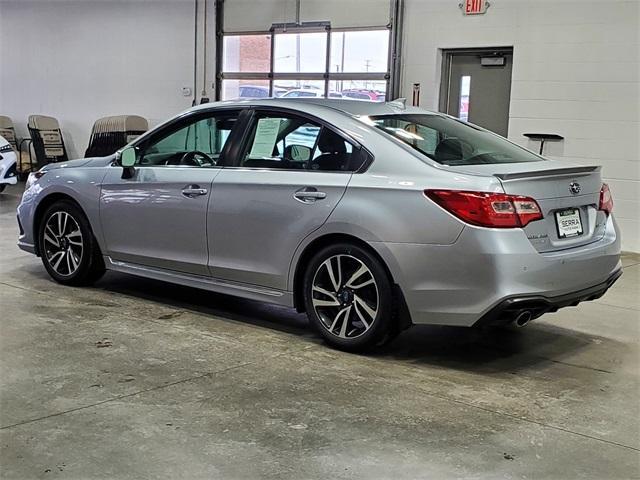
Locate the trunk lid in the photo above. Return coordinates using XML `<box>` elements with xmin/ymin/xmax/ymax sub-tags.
<box><xmin>446</xmin><ymin>160</ymin><xmax>607</xmax><ymax>252</ymax></box>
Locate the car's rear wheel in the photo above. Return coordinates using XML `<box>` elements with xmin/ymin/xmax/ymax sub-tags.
<box><xmin>39</xmin><ymin>200</ymin><xmax>105</xmax><ymax>285</ymax></box>
<box><xmin>303</xmin><ymin>243</ymin><xmax>395</xmax><ymax>352</ymax></box>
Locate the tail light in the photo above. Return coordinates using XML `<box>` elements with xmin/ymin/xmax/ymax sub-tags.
<box><xmin>599</xmin><ymin>183</ymin><xmax>613</xmax><ymax>215</ymax></box>
<box><xmin>425</xmin><ymin>190</ymin><xmax>543</xmax><ymax>228</ymax></box>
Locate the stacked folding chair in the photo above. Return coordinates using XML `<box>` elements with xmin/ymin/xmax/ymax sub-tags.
<box><xmin>85</xmin><ymin>115</ymin><xmax>148</xmax><ymax>157</ymax></box>
<box><xmin>27</xmin><ymin>115</ymin><xmax>68</xmax><ymax>167</ymax></box>
<box><xmin>0</xmin><ymin>116</ymin><xmax>19</xmax><ymax>152</ymax></box>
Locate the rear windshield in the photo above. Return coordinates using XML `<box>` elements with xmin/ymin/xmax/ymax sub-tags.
<box><xmin>368</xmin><ymin>114</ymin><xmax>544</xmax><ymax>166</ymax></box>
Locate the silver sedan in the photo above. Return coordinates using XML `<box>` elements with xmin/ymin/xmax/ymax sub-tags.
<box><xmin>17</xmin><ymin>99</ymin><xmax>622</xmax><ymax>351</ymax></box>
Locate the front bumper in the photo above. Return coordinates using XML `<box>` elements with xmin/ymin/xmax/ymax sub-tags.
<box><xmin>370</xmin><ymin>214</ymin><xmax>622</xmax><ymax>327</ymax></box>
<box><xmin>0</xmin><ymin>156</ymin><xmax>18</xmax><ymax>185</ymax></box>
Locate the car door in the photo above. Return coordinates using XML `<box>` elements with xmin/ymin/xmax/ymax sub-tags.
<box><xmin>207</xmin><ymin>108</ymin><xmax>369</xmax><ymax>290</ymax></box>
<box><xmin>100</xmin><ymin>109</ymin><xmax>242</xmax><ymax>275</ymax></box>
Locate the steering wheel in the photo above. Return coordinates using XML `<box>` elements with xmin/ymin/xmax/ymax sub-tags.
<box><xmin>179</xmin><ymin>150</ymin><xmax>215</xmax><ymax>167</ymax></box>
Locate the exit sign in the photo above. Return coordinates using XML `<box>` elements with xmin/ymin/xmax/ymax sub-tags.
<box><xmin>461</xmin><ymin>0</ymin><xmax>490</xmax><ymax>15</ymax></box>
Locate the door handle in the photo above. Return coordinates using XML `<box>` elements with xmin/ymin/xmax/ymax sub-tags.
<box><xmin>293</xmin><ymin>187</ymin><xmax>327</xmax><ymax>203</ymax></box>
<box><xmin>182</xmin><ymin>185</ymin><xmax>208</xmax><ymax>197</ymax></box>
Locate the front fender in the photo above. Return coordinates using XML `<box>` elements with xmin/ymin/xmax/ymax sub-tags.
<box><xmin>19</xmin><ymin>167</ymin><xmax>107</xmax><ymax>254</ymax></box>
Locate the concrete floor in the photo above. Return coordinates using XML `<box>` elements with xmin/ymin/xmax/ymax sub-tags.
<box><xmin>0</xmin><ymin>182</ymin><xmax>638</xmax><ymax>480</ymax></box>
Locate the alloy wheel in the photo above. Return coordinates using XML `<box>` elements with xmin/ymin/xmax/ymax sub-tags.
<box><xmin>43</xmin><ymin>211</ymin><xmax>83</xmax><ymax>277</ymax></box>
<box><xmin>311</xmin><ymin>254</ymin><xmax>379</xmax><ymax>339</ymax></box>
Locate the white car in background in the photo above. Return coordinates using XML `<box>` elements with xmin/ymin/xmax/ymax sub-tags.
<box><xmin>0</xmin><ymin>135</ymin><xmax>18</xmax><ymax>193</ymax></box>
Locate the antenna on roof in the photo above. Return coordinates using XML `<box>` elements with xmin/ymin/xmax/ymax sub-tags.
<box><xmin>387</xmin><ymin>98</ymin><xmax>407</xmax><ymax>110</ymax></box>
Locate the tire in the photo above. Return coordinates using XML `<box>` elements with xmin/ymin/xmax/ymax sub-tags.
<box><xmin>0</xmin><ymin>185</ymin><xmax>5</xmax><ymax>193</ymax></box>
<box><xmin>303</xmin><ymin>243</ymin><xmax>396</xmax><ymax>352</ymax></box>
<box><xmin>38</xmin><ymin>200</ymin><xmax>105</xmax><ymax>286</ymax></box>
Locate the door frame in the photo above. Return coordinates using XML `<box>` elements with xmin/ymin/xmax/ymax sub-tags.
<box><xmin>438</xmin><ymin>46</ymin><xmax>514</xmax><ymax>115</ymax></box>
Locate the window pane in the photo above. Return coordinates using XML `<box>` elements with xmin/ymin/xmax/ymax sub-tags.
<box><xmin>330</xmin><ymin>30</ymin><xmax>389</xmax><ymax>73</ymax></box>
<box><xmin>223</xmin><ymin>35</ymin><xmax>271</xmax><ymax>73</ymax></box>
<box><xmin>241</xmin><ymin>114</ymin><xmax>358</xmax><ymax>171</ymax></box>
<box><xmin>222</xmin><ymin>79</ymin><xmax>271</xmax><ymax>100</ymax></box>
<box><xmin>329</xmin><ymin>80</ymin><xmax>387</xmax><ymax>102</ymax></box>
<box><xmin>277</xmin><ymin>80</ymin><xmax>327</xmax><ymax>98</ymax></box>
<box><xmin>369</xmin><ymin>114</ymin><xmax>543</xmax><ymax>166</ymax></box>
<box><xmin>242</xmin><ymin>115</ymin><xmax>321</xmax><ymax>169</ymax></box>
<box><xmin>273</xmin><ymin>32</ymin><xmax>327</xmax><ymax>73</ymax></box>
<box><xmin>141</xmin><ymin>113</ymin><xmax>239</xmax><ymax>166</ymax></box>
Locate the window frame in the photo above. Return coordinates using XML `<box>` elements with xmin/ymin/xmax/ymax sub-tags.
<box><xmin>129</xmin><ymin>109</ymin><xmax>247</xmax><ymax>169</ymax></box>
<box><xmin>228</xmin><ymin>107</ymin><xmax>373</xmax><ymax>173</ymax></box>
<box><xmin>218</xmin><ymin>25</ymin><xmax>391</xmax><ymax>101</ymax></box>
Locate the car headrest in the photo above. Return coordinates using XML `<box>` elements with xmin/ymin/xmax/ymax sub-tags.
<box><xmin>318</xmin><ymin>130</ymin><xmax>346</xmax><ymax>154</ymax></box>
<box><xmin>435</xmin><ymin>138</ymin><xmax>465</xmax><ymax>162</ymax></box>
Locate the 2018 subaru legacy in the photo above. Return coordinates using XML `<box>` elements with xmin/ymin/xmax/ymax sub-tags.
<box><xmin>17</xmin><ymin>99</ymin><xmax>621</xmax><ymax>351</ymax></box>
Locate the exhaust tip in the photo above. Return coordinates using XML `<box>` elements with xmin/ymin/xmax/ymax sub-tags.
<box><xmin>515</xmin><ymin>310</ymin><xmax>533</xmax><ymax>328</ymax></box>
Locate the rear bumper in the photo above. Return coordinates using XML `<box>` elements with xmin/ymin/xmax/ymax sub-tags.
<box><xmin>472</xmin><ymin>268</ymin><xmax>622</xmax><ymax>327</ymax></box>
<box><xmin>370</xmin><ymin>214</ymin><xmax>622</xmax><ymax>327</ymax></box>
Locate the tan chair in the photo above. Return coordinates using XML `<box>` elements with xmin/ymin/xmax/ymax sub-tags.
<box><xmin>85</xmin><ymin>115</ymin><xmax>148</xmax><ymax>157</ymax></box>
<box><xmin>28</xmin><ymin>115</ymin><xmax>68</xmax><ymax>166</ymax></box>
<box><xmin>0</xmin><ymin>116</ymin><xmax>18</xmax><ymax>152</ymax></box>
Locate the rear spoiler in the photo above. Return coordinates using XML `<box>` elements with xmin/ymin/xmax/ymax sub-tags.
<box><xmin>496</xmin><ymin>166</ymin><xmax>600</xmax><ymax>181</ymax></box>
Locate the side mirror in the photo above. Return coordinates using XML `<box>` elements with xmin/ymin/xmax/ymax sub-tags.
<box><xmin>119</xmin><ymin>146</ymin><xmax>137</xmax><ymax>179</ymax></box>
<box><xmin>285</xmin><ymin>145</ymin><xmax>312</xmax><ymax>162</ymax></box>
<box><xmin>120</xmin><ymin>146</ymin><xmax>137</xmax><ymax>167</ymax></box>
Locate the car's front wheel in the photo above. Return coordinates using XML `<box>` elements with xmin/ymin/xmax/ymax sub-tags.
<box><xmin>303</xmin><ymin>243</ymin><xmax>395</xmax><ymax>352</ymax></box>
<box><xmin>39</xmin><ymin>200</ymin><xmax>105</xmax><ymax>286</ymax></box>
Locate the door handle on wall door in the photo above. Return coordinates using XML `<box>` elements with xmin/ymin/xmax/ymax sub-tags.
<box><xmin>181</xmin><ymin>185</ymin><xmax>208</xmax><ymax>197</ymax></box>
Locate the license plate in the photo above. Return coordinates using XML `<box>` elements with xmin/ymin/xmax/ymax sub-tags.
<box><xmin>555</xmin><ymin>208</ymin><xmax>583</xmax><ymax>238</ymax></box>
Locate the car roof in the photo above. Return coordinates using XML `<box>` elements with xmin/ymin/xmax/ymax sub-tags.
<box><xmin>189</xmin><ymin>98</ymin><xmax>434</xmax><ymax>118</ymax></box>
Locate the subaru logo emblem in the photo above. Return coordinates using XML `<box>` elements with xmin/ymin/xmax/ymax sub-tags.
<box><xmin>569</xmin><ymin>182</ymin><xmax>581</xmax><ymax>195</ymax></box>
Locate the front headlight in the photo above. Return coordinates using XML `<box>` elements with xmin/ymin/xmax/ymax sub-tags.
<box><xmin>25</xmin><ymin>170</ymin><xmax>46</xmax><ymax>190</ymax></box>
<box><xmin>0</xmin><ymin>144</ymin><xmax>13</xmax><ymax>154</ymax></box>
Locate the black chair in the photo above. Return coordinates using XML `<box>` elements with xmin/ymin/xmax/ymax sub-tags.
<box><xmin>85</xmin><ymin>115</ymin><xmax>148</xmax><ymax>157</ymax></box>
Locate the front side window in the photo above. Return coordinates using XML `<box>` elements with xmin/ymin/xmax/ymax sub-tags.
<box><xmin>138</xmin><ymin>112</ymin><xmax>239</xmax><ymax>167</ymax></box>
<box><xmin>240</xmin><ymin>113</ymin><xmax>360</xmax><ymax>172</ymax></box>
<box><xmin>368</xmin><ymin>114</ymin><xmax>544</xmax><ymax>166</ymax></box>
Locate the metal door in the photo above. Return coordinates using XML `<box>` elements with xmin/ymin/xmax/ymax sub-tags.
<box><xmin>206</xmin><ymin>108</ymin><xmax>357</xmax><ymax>291</ymax></box>
<box><xmin>207</xmin><ymin>169</ymin><xmax>350</xmax><ymax>290</ymax></box>
<box><xmin>440</xmin><ymin>48</ymin><xmax>513</xmax><ymax>137</ymax></box>
<box><xmin>100</xmin><ymin>166</ymin><xmax>220</xmax><ymax>275</ymax></box>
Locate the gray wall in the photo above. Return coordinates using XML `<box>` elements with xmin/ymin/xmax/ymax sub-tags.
<box><xmin>0</xmin><ymin>0</ymin><xmax>208</xmax><ymax>158</ymax></box>
<box><xmin>401</xmin><ymin>0</ymin><xmax>640</xmax><ymax>252</ymax></box>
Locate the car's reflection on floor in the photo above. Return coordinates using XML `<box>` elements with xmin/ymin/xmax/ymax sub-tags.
<box><xmin>94</xmin><ymin>269</ymin><xmax>603</xmax><ymax>375</ymax></box>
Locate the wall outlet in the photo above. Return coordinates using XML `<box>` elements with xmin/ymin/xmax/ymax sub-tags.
<box><xmin>181</xmin><ymin>87</ymin><xmax>192</xmax><ymax>97</ymax></box>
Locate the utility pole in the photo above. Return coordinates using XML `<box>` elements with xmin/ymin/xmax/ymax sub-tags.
<box><xmin>340</xmin><ymin>32</ymin><xmax>346</xmax><ymax>92</ymax></box>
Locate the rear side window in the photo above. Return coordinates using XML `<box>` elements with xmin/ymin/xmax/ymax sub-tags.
<box><xmin>368</xmin><ymin>114</ymin><xmax>544</xmax><ymax>166</ymax></box>
<box><xmin>240</xmin><ymin>113</ymin><xmax>365</xmax><ymax>172</ymax></box>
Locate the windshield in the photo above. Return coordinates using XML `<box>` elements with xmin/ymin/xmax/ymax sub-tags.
<box><xmin>367</xmin><ymin>114</ymin><xmax>544</xmax><ymax>166</ymax></box>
